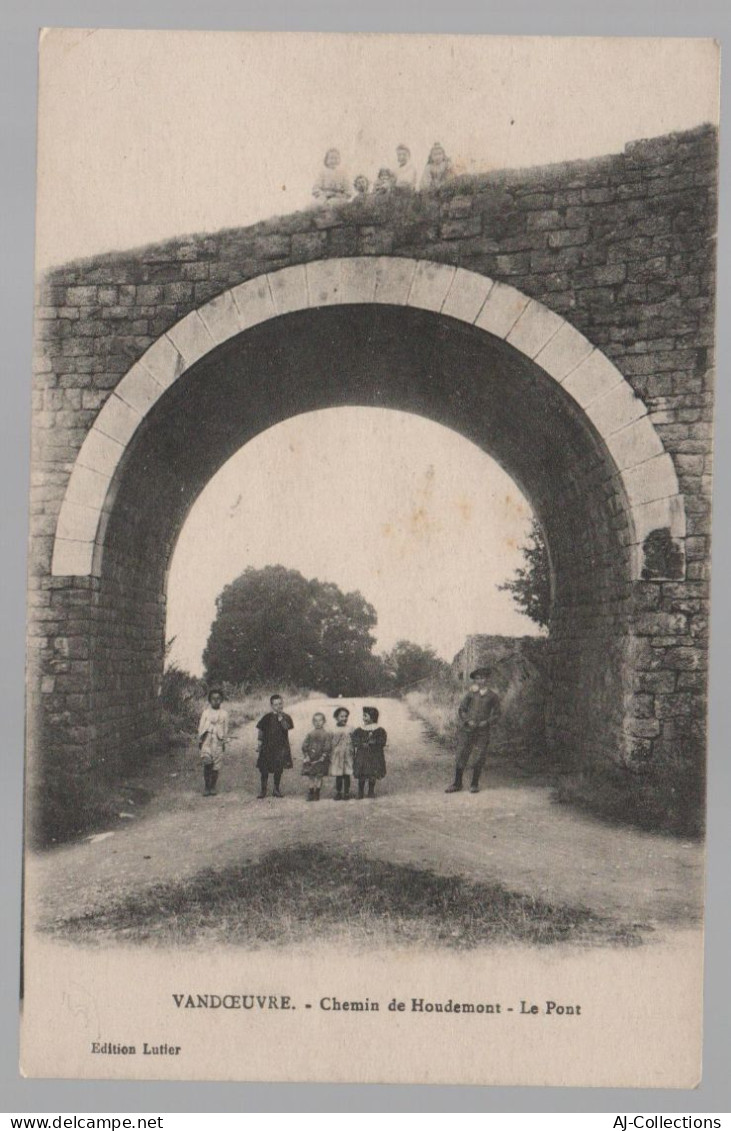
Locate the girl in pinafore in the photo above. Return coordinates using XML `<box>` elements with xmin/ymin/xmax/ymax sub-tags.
<box><xmin>301</xmin><ymin>712</ymin><xmax>333</xmax><ymax>802</ymax></box>
<box><xmin>197</xmin><ymin>685</ymin><xmax>229</xmax><ymax>796</ymax></box>
<box><xmin>330</xmin><ymin>706</ymin><xmax>354</xmax><ymax>800</ymax></box>
<box><xmin>351</xmin><ymin>706</ymin><xmax>387</xmax><ymax>799</ymax></box>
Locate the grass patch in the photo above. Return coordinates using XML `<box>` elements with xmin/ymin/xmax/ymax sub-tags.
<box><xmin>554</xmin><ymin>762</ymin><xmax>704</xmax><ymax>840</ymax></box>
<box><xmin>46</xmin><ymin>844</ymin><xmax>643</xmax><ymax>950</ymax></box>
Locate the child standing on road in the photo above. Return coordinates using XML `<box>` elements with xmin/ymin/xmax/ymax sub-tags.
<box><xmin>197</xmin><ymin>685</ymin><xmax>229</xmax><ymax>796</ymax></box>
<box><xmin>352</xmin><ymin>706</ymin><xmax>388</xmax><ymax>799</ymax></box>
<box><xmin>256</xmin><ymin>693</ymin><xmax>294</xmax><ymax>798</ymax></box>
<box><xmin>330</xmin><ymin>706</ymin><xmax>354</xmax><ymax>800</ymax></box>
<box><xmin>301</xmin><ymin>712</ymin><xmax>333</xmax><ymax>802</ymax></box>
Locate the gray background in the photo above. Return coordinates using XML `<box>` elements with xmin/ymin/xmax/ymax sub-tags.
<box><xmin>1</xmin><ymin>0</ymin><xmax>728</xmax><ymax>1114</ymax></box>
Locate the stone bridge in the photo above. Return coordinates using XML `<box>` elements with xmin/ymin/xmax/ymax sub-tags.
<box><xmin>28</xmin><ymin>126</ymin><xmax>716</xmax><ymax>835</ymax></box>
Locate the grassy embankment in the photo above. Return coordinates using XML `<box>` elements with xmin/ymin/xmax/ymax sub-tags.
<box><xmin>44</xmin><ymin>843</ymin><xmax>643</xmax><ymax>950</ymax></box>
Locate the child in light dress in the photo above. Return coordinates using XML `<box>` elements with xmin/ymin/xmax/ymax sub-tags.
<box><xmin>330</xmin><ymin>706</ymin><xmax>354</xmax><ymax>800</ymax></box>
<box><xmin>197</xmin><ymin>685</ymin><xmax>229</xmax><ymax>796</ymax></box>
<box><xmin>312</xmin><ymin>148</ymin><xmax>351</xmax><ymax>204</ymax></box>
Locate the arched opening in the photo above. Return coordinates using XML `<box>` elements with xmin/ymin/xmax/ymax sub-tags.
<box><xmin>164</xmin><ymin>404</ymin><xmax>542</xmax><ymax>668</ymax></box>
<box><xmin>85</xmin><ymin>302</ymin><xmax>636</xmax><ymax>773</ymax></box>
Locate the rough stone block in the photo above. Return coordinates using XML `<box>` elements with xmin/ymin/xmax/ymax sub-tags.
<box><xmin>474</xmin><ymin>281</ymin><xmax>530</xmax><ymax>338</ymax></box>
<box><xmin>291</xmin><ymin>231</ymin><xmax>328</xmax><ymax>259</ymax></box>
<box><xmin>526</xmin><ymin>210</ymin><xmax>562</xmax><ymax>231</ymax></box>
<box><xmin>675</xmin><ymin>454</ymin><xmax>705</xmax><ymax>477</ymax></box>
<box><xmin>65</xmin><ymin>286</ymin><xmax>98</xmax><ymax>306</ymax></box>
<box><xmin>547</xmin><ymin>228</ymin><xmax>589</xmax><ymax>248</ymax></box>
<box><xmin>635</xmin><ymin>611</ymin><xmax>688</xmax><ymax>636</ymax></box>
<box><xmin>594</xmin><ymin>263</ymin><xmax>627</xmax><ymax>286</ymax></box>
<box><xmin>408</xmin><ymin>261</ymin><xmax>457</xmax><ymax>313</ymax></box>
<box><xmin>506</xmin><ymin>299</ymin><xmax>565</xmax><ymax>359</ymax></box>
<box><xmin>255</xmin><ymin>234</ymin><xmax>290</xmax><ymax>259</ymax></box>
<box><xmin>495</xmin><ymin>252</ymin><xmax>530</xmax><ymax>275</ymax></box>
<box><xmin>360</xmin><ymin>228</ymin><xmax>395</xmax><ymax>255</ymax></box>
<box><xmin>440</xmin><ymin>217</ymin><xmax>481</xmax><ymax>240</ymax></box>
<box><xmin>627</xmin><ymin>717</ymin><xmax>661</xmax><ymax>738</ymax></box>
<box><xmin>635</xmin><ymin>671</ymin><xmax>676</xmax><ymax>694</ymax></box>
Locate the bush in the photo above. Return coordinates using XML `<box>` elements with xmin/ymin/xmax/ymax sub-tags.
<box><xmin>158</xmin><ymin>665</ymin><xmax>205</xmax><ymax>746</ymax></box>
<box><xmin>553</xmin><ymin>755</ymin><xmax>704</xmax><ymax>839</ymax></box>
<box><xmin>405</xmin><ymin>678</ymin><xmax>460</xmax><ymax>747</ymax></box>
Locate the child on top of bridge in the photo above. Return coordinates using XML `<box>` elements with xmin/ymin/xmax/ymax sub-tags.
<box><xmin>312</xmin><ymin>148</ymin><xmax>351</xmax><ymax>204</ymax></box>
<box><xmin>301</xmin><ymin>711</ymin><xmax>333</xmax><ymax>802</ymax></box>
<box><xmin>197</xmin><ymin>685</ymin><xmax>229</xmax><ymax>796</ymax></box>
<box><xmin>420</xmin><ymin>142</ymin><xmax>454</xmax><ymax>191</ymax></box>
<box><xmin>394</xmin><ymin>144</ymin><xmax>417</xmax><ymax>191</ymax></box>
<box><xmin>351</xmin><ymin>706</ymin><xmax>388</xmax><ymax>799</ymax></box>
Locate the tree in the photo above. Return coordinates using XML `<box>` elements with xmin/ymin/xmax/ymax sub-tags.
<box><xmin>382</xmin><ymin>640</ymin><xmax>450</xmax><ymax>691</ymax></box>
<box><xmin>202</xmin><ymin>565</ymin><xmax>380</xmax><ymax>694</ymax></box>
<box><xmin>498</xmin><ymin>519</ymin><xmax>551</xmax><ymax>629</ymax></box>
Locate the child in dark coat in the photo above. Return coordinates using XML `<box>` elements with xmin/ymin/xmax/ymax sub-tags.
<box><xmin>256</xmin><ymin>693</ymin><xmax>294</xmax><ymax>798</ymax></box>
<box><xmin>351</xmin><ymin>706</ymin><xmax>387</xmax><ymax>799</ymax></box>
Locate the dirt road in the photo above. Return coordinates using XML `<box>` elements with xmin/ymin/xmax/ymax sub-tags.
<box><xmin>27</xmin><ymin>697</ymin><xmax>703</xmax><ymax>937</ymax></box>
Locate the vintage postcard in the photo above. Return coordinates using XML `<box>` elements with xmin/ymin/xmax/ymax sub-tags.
<box><xmin>22</xmin><ymin>30</ymin><xmax>719</xmax><ymax>1085</ymax></box>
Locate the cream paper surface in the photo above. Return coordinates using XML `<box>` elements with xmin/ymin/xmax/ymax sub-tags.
<box><xmin>23</xmin><ymin>30</ymin><xmax>719</xmax><ymax>1086</ymax></box>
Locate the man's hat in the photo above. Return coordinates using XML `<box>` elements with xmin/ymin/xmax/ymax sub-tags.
<box><xmin>470</xmin><ymin>666</ymin><xmax>492</xmax><ymax>679</ymax></box>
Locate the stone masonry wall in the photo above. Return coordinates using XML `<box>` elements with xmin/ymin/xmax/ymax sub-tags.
<box><xmin>28</xmin><ymin>125</ymin><xmax>716</xmax><ymax>835</ymax></box>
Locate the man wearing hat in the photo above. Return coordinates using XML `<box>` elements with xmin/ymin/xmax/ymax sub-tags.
<box><xmin>446</xmin><ymin>666</ymin><xmax>501</xmax><ymax>795</ymax></box>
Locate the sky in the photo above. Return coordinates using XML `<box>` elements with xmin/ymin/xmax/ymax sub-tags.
<box><xmin>36</xmin><ymin>31</ymin><xmax>719</xmax><ymax>270</ymax></box>
<box><xmin>165</xmin><ymin>408</ymin><xmax>538</xmax><ymax>674</ymax></box>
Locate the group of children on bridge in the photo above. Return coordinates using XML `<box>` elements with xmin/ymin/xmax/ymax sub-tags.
<box><xmin>312</xmin><ymin>143</ymin><xmax>454</xmax><ymax>205</ymax></box>
<box><xmin>196</xmin><ymin>665</ymin><xmax>500</xmax><ymax>802</ymax></box>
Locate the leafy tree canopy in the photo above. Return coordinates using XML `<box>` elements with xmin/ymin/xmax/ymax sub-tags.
<box><xmin>382</xmin><ymin>640</ymin><xmax>450</xmax><ymax>691</ymax></box>
<box><xmin>498</xmin><ymin>519</ymin><xmax>551</xmax><ymax>629</ymax></box>
<box><xmin>203</xmin><ymin>565</ymin><xmax>380</xmax><ymax>695</ymax></box>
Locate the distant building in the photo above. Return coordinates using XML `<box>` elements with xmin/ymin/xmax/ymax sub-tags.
<box><xmin>451</xmin><ymin>634</ymin><xmax>546</xmax><ymax>683</ymax></box>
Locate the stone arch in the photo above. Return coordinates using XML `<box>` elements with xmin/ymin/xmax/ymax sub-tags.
<box><xmin>52</xmin><ymin>257</ymin><xmax>685</xmax><ymax>582</ymax></box>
